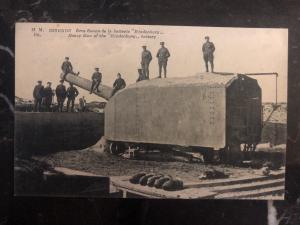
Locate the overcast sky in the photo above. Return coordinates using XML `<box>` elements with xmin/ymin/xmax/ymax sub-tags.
<box><xmin>16</xmin><ymin>23</ymin><xmax>288</xmax><ymax>103</ymax></box>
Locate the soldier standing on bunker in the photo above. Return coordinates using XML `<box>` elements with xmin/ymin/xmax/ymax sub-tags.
<box><xmin>33</xmin><ymin>80</ymin><xmax>44</xmax><ymax>112</ymax></box>
<box><xmin>111</xmin><ymin>73</ymin><xmax>126</xmax><ymax>97</ymax></box>
<box><xmin>90</xmin><ymin>67</ymin><xmax>102</xmax><ymax>94</ymax></box>
<box><xmin>66</xmin><ymin>83</ymin><xmax>79</xmax><ymax>112</ymax></box>
<box><xmin>141</xmin><ymin>45</ymin><xmax>152</xmax><ymax>79</ymax></box>
<box><xmin>43</xmin><ymin>82</ymin><xmax>54</xmax><ymax>112</ymax></box>
<box><xmin>55</xmin><ymin>80</ymin><xmax>67</xmax><ymax>112</ymax></box>
<box><xmin>61</xmin><ymin>57</ymin><xmax>78</xmax><ymax>81</ymax></box>
<box><xmin>202</xmin><ymin>36</ymin><xmax>215</xmax><ymax>72</ymax></box>
<box><xmin>156</xmin><ymin>41</ymin><xmax>170</xmax><ymax>78</ymax></box>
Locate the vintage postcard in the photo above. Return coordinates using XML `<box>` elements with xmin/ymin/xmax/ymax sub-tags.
<box><xmin>14</xmin><ymin>23</ymin><xmax>287</xmax><ymax>199</ymax></box>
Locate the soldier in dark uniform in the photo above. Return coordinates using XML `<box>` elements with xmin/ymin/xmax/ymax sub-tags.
<box><xmin>79</xmin><ymin>96</ymin><xmax>86</xmax><ymax>112</ymax></box>
<box><xmin>33</xmin><ymin>80</ymin><xmax>44</xmax><ymax>112</ymax></box>
<box><xmin>202</xmin><ymin>36</ymin><xmax>215</xmax><ymax>72</ymax></box>
<box><xmin>55</xmin><ymin>80</ymin><xmax>67</xmax><ymax>112</ymax></box>
<box><xmin>90</xmin><ymin>67</ymin><xmax>102</xmax><ymax>94</ymax></box>
<box><xmin>61</xmin><ymin>57</ymin><xmax>78</xmax><ymax>81</ymax></box>
<box><xmin>156</xmin><ymin>42</ymin><xmax>170</xmax><ymax>78</ymax></box>
<box><xmin>141</xmin><ymin>45</ymin><xmax>152</xmax><ymax>79</ymax></box>
<box><xmin>66</xmin><ymin>83</ymin><xmax>79</xmax><ymax>112</ymax></box>
<box><xmin>111</xmin><ymin>73</ymin><xmax>126</xmax><ymax>97</ymax></box>
<box><xmin>43</xmin><ymin>82</ymin><xmax>54</xmax><ymax>112</ymax></box>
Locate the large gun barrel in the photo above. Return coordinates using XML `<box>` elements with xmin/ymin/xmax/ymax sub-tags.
<box><xmin>61</xmin><ymin>73</ymin><xmax>113</xmax><ymax>100</ymax></box>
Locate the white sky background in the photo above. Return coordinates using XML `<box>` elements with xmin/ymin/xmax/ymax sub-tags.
<box><xmin>15</xmin><ymin>23</ymin><xmax>288</xmax><ymax>103</ymax></box>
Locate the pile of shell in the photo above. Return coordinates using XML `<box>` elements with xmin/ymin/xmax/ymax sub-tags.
<box><xmin>129</xmin><ymin>173</ymin><xmax>184</xmax><ymax>191</ymax></box>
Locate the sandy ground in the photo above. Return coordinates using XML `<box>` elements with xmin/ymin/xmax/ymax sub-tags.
<box><xmin>31</xmin><ymin>102</ymin><xmax>287</xmax><ymax>183</ymax></box>
<box><xmin>33</xmin><ymin>145</ymin><xmax>280</xmax><ymax>183</ymax></box>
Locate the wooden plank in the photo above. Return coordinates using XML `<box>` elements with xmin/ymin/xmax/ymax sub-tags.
<box><xmin>210</xmin><ymin>178</ymin><xmax>284</xmax><ymax>193</ymax></box>
<box><xmin>184</xmin><ymin>170</ymin><xmax>285</xmax><ymax>188</ymax></box>
<box><xmin>54</xmin><ymin>167</ymin><xmax>101</xmax><ymax>177</ymax></box>
<box><xmin>215</xmin><ymin>186</ymin><xmax>284</xmax><ymax>199</ymax></box>
<box><xmin>110</xmin><ymin>177</ymin><xmax>217</xmax><ymax>199</ymax></box>
<box><xmin>41</xmin><ymin>167</ymin><xmax>110</xmax><ymax>197</ymax></box>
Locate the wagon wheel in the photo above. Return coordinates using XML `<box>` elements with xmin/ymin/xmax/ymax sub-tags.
<box><xmin>109</xmin><ymin>142</ymin><xmax>123</xmax><ymax>155</ymax></box>
<box><xmin>225</xmin><ymin>145</ymin><xmax>243</xmax><ymax>165</ymax></box>
<box><xmin>202</xmin><ymin>148</ymin><xmax>214</xmax><ymax>163</ymax></box>
<box><xmin>242</xmin><ymin>143</ymin><xmax>257</xmax><ymax>160</ymax></box>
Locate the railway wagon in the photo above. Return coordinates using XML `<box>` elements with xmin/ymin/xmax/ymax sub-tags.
<box><xmin>105</xmin><ymin>73</ymin><xmax>262</xmax><ymax>161</ymax></box>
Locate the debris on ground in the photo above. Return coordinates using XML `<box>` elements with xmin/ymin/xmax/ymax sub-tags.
<box><xmin>262</xmin><ymin>166</ymin><xmax>271</xmax><ymax>176</ymax></box>
<box><xmin>199</xmin><ymin>168</ymin><xmax>229</xmax><ymax>180</ymax></box>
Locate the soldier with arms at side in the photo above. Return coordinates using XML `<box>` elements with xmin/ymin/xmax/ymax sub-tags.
<box><xmin>141</xmin><ymin>45</ymin><xmax>152</xmax><ymax>79</ymax></box>
<box><xmin>66</xmin><ymin>83</ymin><xmax>79</xmax><ymax>112</ymax></box>
<box><xmin>43</xmin><ymin>82</ymin><xmax>54</xmax><ymax>112</ymax></box>
<box><xmin>202</xmin><ymin>36</ymin><xmax>215</xmax><ymax>72</ymax></box>
<box><xmin>79</xmin><ymin>96</ymin><xmax>86</xmax><ymax>112</ymax></box>
<box><xmin>33</xmin><ymin>80</ymin><xmax>44</xmax><ymax>112</ymax></box>
<box><xmin>156</xmin><ymin>42</ymin><xmax>170</xmax><ymax>78</ymax></box>
<box><xmin>90</xmin><ymin>67</ymin><xmax>102</xmax><ymax>94</ymax></box>
<box><xmin>55</xmin><ymin>79</ymin><xmax>67</xmax><ymax>112</ymax></box>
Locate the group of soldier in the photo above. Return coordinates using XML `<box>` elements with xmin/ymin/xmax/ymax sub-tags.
<box><xmin>138</xmin><ymin>41</ymin><xmax>170</xmax><ymax>81</ymax></box>
<box><xmin>33</xmin><ymin>36</ymin><xmax>215</xmax><ymax>112</ymax></box>
<box><xmin>61</xmin><ymin>56</ymin><xmax>126</xmax><ymax>97</ymax></box>
<box><xmin>33</xmin><ymin>79</ymin><xmax>82</xmax><ymax>112</ymax></box>
<box><xmin>89</xmin><ymin>67</ymin><xmax>126</xmax><ymax>97</ymax></box>
<box><xmin>137</xmin><ymin>36</ymin><xmax>215</xmax><ymax>80</ymax></box>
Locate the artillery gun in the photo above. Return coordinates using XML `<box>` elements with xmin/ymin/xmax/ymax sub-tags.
<box><xmin>63</xmin><ymin>72</ymin><xmax>263</xmax><ymax>163</ymax></box>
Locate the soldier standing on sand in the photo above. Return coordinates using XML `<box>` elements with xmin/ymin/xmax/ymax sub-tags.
<box><xmin>141</xmin><ymin>45</ymin><xmax>152</xmax><ymax>79</ymax></box>
<box><xmin>33</xmin><ymin>80</ymin><xmax>44</xmax><ymax>112</ymax></box>
<box><xmin>66</xmin><ymin>83</ymin><xmax>79</xmax><ymax>112</ymax></box>
<box><xmin>202</xmin><ymin>36</ymin><xmax>215</xmax><ymax>72</ymax></box>
<box><xmin>90</xmin><ymin>67</ymin><xmax>102</xmax><ymax>94</ymax></box>
<box><xmin>55</xmin><ymin>80</ymin><xmax>67</xmax><ymax>112</ymax></box>
<box><xmin>43</xmin><ymin>82</ymin><xmax>54</xmax><ymax>112</ymax></box>
<box><xmin>61</xmin><ymin>57</ymin><xmax>78</xmax><ymax>81</ymax></box>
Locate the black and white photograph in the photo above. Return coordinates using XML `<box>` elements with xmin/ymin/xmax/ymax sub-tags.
<box><xmin>14</xmin><ymin>22</ymin><xmax>288</xmax><ymax>200</ymax></box>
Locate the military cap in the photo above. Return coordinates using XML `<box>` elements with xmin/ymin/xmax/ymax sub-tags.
<box><xmin>205</xmin><ymin>36</ymin><xmax>209</xmax><ymax>39</ymax></box>
<box><xmin>65</xmin><ymin>57</ymin><xmax>69</xmax><ymax>60</ymax></box>
<box><xmin>142</xmin><ymin>45</ymin><xmax>147</xmax><ymax>48</ymax></box>
<box><xmin>160</xmin><ymin>41</ymin><xmax>164</xmax><ymax>45</ymax></box>
<box><xmin>37</xmin><ymin>80</ymin><xmax>42</xmax><ymax>83</ymax></box>
<box><xmin>95</xmin><ymin>67</ymin><xmax>99</xmax><ymax>70</ymax></box>
<box><xmin>59</xmin><ymin>79</ymin><xmax>64</xmax><ymax>83</ymax></box>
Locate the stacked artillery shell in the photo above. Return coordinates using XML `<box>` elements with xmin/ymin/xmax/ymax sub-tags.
<box><xmin>139</xmin><ymin>174</ymin><xmax>155</xmax><ymax>186</ymax></box>
<box><xmin>147</xmin><ymin>175</ymin><xmax>163</xmax><ymax>187</ymax></box>
<box><xmin>154</xmin><ymin>176</ymin><xmax>172</xmax><ymax>189</ymax></box>
<box><xmin>129</xmin><ymin>172</ymin><xmax>146</xmax><ymax>184</ymax></box>
<box><xmin>162</xmin><ymin>178</ymin><xmax>184</xmax><ymax>191</ymax></box>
